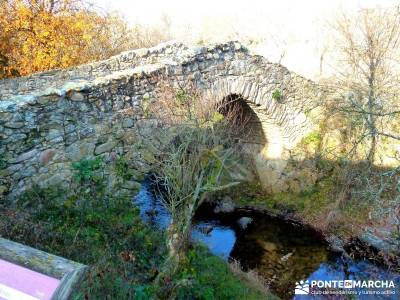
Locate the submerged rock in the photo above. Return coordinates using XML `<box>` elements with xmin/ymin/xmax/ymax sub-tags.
<box><xmin>237</xmin><ymin>216</ymin><xmax>253</xmax><ymax>229</ymax></box>
<box><xmin>258</xmin><ymin>240</ymin><xmax>278</xmax><ymax>252</ymax></box>
<box><xmin>214</xmin><ymin>196</ymin><xmax>235</xmax><ymax>213</ymax></box>
<box><xmin>280</xmin><ymin>252</ymin><xmax>293</xmax><ymax>262</ymax></box>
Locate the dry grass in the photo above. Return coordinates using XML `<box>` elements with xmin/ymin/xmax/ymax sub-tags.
<box><xmin>228</xmin><ymin>259</ymin><xmax>271</xmax><ymax>296</ymax></box>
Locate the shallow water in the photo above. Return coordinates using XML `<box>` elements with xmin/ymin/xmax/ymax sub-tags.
<box><xmin>134</xmin><ymin>181</ymin><xmax>400</xmax><ymax>299</ymax></box>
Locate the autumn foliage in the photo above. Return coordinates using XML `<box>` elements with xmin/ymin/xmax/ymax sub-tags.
<box><xmin>0</xmin><ymin>0</ymin><xmax>169</xmax><ymax>78</ymax></box>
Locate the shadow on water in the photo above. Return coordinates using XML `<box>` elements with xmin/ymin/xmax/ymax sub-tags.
<box><xmin>134</xmin><ymin>180</ymin><xmax>400</xmax><ymax>299</ymax></box>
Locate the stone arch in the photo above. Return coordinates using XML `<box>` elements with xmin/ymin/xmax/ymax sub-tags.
<box><xmin>0</xmin><ymin>41</ymin><xmax>321</xmax><ymax>199</ymax></box>
<box><xmin>207</xmin><ymin>75</ymin><xmax>313</xmax><ymax>141</ymax></box>
<box><xmin>204</xmin><ymin>77</ymin><xmax>289</xmax><ymax>156</ymax></box>
<box><xmin>202</xmin><ymin>76</ymin><xmax>311</xmax><ymax>192</ymax></box>
<box><xmin>217</xmin><ymin>93</ymin><xmax>267</xmax><ymax>146</ymax></box>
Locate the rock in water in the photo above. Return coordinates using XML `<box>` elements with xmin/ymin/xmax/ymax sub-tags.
<box><xmin>258</xmin><ymin>240</ymin><xmax>278</xmax><ymax>252</ymax></box>
<box><xmin>280</xmin><ymin>252</ymin><xmax>293</xmax><ymax>262</ymax></box>
<box><xmin>237</xmin><ymin>217</ymin><xmax>253</xmax><ymax>229</ymax></box>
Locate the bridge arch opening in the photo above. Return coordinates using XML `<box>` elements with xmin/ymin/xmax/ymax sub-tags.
<box><xmin>218</xmin><ymin>94</ymin><xmax>267</xmax><ymax>147</ymax></box>
<box><xmin>216</xmin><ymin>93</ymin><xmax>270</xmax><ymax>183</ymax></box>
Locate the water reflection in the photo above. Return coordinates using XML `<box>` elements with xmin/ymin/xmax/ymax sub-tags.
<box><xmin>134</xmin><ymin>181</ymin><xmax>400</xmax><ymax>299</ymax></box>
<box><xmin>192</xmin><ymin>222</ymin><xmax>236</xmax><ymax>260</ymax></box>
<box><xmin>134</xmin><ymin>182</ymin><xmax>236</xmax><ymax>259</ymax></box>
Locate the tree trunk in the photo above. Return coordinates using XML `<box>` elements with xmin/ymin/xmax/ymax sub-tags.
<box><xmin>155</xmin><ymin>219</ymin><xmax>191</xmax><ymax>297</ymax></box>
<box><xmin>165</xmin><ymin>222</ymin><xmax>190</xmax><ymax>275</ymax></box>
<box><xmin>368</xmin><ymin>133</ymin><xmax>377</xmax><ymax>164</ymax></box>
<box><xmin>367</xmin><ymin>68</ymin><xmax>377</xmax><ymax>164</ymax></box>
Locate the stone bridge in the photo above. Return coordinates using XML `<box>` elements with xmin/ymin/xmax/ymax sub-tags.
<box><xmin>0</xmin><ymin>41</ymin><xmax>321</xmax><ymax>199</ymax></box>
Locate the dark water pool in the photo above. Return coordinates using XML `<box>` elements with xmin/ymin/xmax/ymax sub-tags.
<box><xmin>134</xmin><ymin>181</ymin><xmax>400</xmax><ymax>299</ymax></box>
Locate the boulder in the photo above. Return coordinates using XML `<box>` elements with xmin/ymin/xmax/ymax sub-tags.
<box><xmin>213</xmin><ymin>196</ymin><xmax>235</xmax><ymax>213</ymax></box>
<box><xmin>122</xmin><ymin>180</ymin><xmax>141</xmax><ymax>192</ymax></box>
<box><xmin>237</xmin><ymin>217</ymin><xmax>253</xmax><ymax>229</ymax></box>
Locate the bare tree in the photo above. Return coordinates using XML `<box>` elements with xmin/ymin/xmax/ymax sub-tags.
<box><xmin>137</xmin><ymin>82</ymin><xmax>249</xmax><ymax>295</ymax></box>
<box><xmin>320</xmin><ymin>8</ymin><xmax>400</xmax><ymax>239</ymax></box>
<box><xmin>329</xmin><ymin>7</ymin><xmax>400</xmax><ymax>163</ymax></box>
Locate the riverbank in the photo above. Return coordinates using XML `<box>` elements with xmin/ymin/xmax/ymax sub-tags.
<box><xmin>133</xmin><ymin>180</ymin><xmax>400</xmax><ymax>298</ymax></box>
<box><xmin>219</xmin><ymin>179</ymin><xmax>400</xmax><ymax>271</ymax></box>
<box><xmin>0</xmin><ymin>151</ymin><xmax>398</xmax><ymax>299</ymax></box>
<box><xmin>0</xmin><ymin>167</ymin><xmax>275</xmax><ymax>299</ymax></box>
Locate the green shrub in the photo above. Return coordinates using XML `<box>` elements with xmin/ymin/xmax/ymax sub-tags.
<box><xmin>272</xmin><ymin>89</ymin><xmax>283</xmax><ymax>103</ymax></box>
<box><xmin>175</xmin><ymin>88</ymin><xmax>190</xmax><ymax>105</ymax></box>
<box><xmin>301</xmin><ymin>131</ymin><xmax>322</xmax><ymax>147</ymax></box>
<box><xmin>114</xmin><ymin>156</ymin><xmax>133</xmax><ymax>180</ymax></box>
<box><xmin>72</xmin><ymin>156</ymin><xmax>104</xmax><ymax>183</ymax></box>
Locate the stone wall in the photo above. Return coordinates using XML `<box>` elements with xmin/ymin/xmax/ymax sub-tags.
<box><xmin>0</xmin><ymin>41</ymin><xmax>321</xmax><ymax>199</ymax></box>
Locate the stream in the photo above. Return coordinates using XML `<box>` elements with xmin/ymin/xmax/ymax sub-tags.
<box><xmin>134</xmin><ymin>180</ymin><xmax>400</xmax><ymax>299</ymax></box>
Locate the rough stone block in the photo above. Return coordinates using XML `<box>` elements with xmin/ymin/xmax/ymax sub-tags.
<box><xmin>94</xmin><ymin>141</ymin><xmax>118</xmax><ymax>155</ymax></box>
<box><xmin>66</xmin><ymin>142</ymin><xmax>95</xmax><ymax>161</ymax></box>
<box><xmin>9</xmin><ymin>149</ymin><xmax>38</xmax><ymax>164</ymax></box>
<box><xmin>69</xmin><ymin>91</ymin><xmax>85</xmax><ymax>101</ymax></box>
<box><xmin>39</xmin><ymin>149</ymin><xmax>57</xmax><ymax>165</ymax></box>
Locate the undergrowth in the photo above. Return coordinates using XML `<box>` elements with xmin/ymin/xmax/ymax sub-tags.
<box><xmin>226</xmin><ymin>170</ymin><xmax>378</xmax><ymax>238</ymax></box>
<box><xmin>0</xmin><ymin>156</ymin><xmax>271</xmax><ymax>299</ymax></box>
